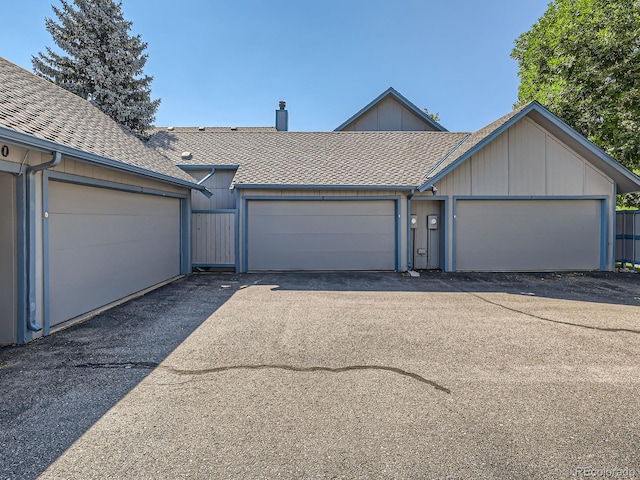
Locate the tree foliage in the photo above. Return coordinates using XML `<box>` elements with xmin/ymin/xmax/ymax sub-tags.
<box><xmin>511</xmin><ymin>0</ymin><xmax>640</xmax><ymax>205</ymax></box>
<box><xmin>423</xmin><ymin>107</ymin><xmax>440</xmax><ymax>122</ymax></box>
<box><xmin>32</xmin><ymin>0</ymin><xmax>160</xmax><ymax>138</ymax></box>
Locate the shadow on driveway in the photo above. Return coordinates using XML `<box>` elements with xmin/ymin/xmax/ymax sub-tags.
<box><xmin>0</xmin><ymin>274</ymin><xmax>237</xmax><ymax>480</ymax></box>
<box><xmin>1</xmin><ymin>270</ymin><xmax>639</xmax><ymax>479</ymax></box>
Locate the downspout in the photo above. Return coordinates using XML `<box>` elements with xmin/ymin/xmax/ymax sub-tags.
<box><xmin>407</xmin><ymin>189</ymin><xmax>414</xmax><ymax>271</ymax></box>
<box><xmin>197</xmin><ymin>168</ymin><xmax>215</xmax><ymax>186</ymax></box>
<box><xmin>25</xmin><ymin>151</ymin><xmax>62</xmax><ymax>332</ymax></box>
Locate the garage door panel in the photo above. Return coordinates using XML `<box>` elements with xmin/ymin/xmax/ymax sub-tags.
<box><xmin>249</xmin><ymin>200</ymin><xmax>395</xmax><ymax>217</ymax></box>
<box><xmin>259</xmin><ymin>232</ymin><xmax>395</xmax><ymax>253</ymax></box>
<box><xmin>257</xmin><ymin>250</ymin><xmax>395</xmax><ymax>271</ymax></box>
<box><xmin>249</xmin><ymin>215</ymin><xmax>392</xmax><ymax>236</ymax></box>
<box><xmin>247</xmin><ymin>200</ymin><xmax>396</xmax><ymax>271</ymax></box>
<box><xmin>49</xmin><ymin>213</ymin><xmax>177</xmax><ymax>249</ymax></box>
<box><xmin>49</xmin><ymin>185</ymin><xmax>168</xmax><ymax>216</ymax></box>
<box><xmin>48</xmin><ymin>182</ymin><xmax>181</xmax><ymax>326</ymax></box>
<box><xmin>455</xmin><ymin>199</ymin><xmax>601</xmax><ymax>271</ymax></box>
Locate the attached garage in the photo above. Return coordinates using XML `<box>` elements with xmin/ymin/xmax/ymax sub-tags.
<box><xmin>245</xmin><ymin>199</ymin><xmax>397</xmax><ymax>271</ymax></box>
<box><xmin>47</xmin><ymin>180</ymin><xmax>182</xmax><ymax>327</ymax></box>
<box><xmin>454</xmin><ymin>198</ymin><xmax>604</xmax><ymax>271</ymax></box>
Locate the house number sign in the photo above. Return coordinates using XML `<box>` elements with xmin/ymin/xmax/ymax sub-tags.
<box><xmin>1</xmin><ymin>145</ymin><xmax>8</xmax><ymax>157</ymax></box>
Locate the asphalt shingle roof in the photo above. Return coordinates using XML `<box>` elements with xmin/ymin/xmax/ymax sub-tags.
<box><xmin>0</xmin><ymin>56</ymin><xmax>196</xmax><ymax>184</ymax></box>
<box><xmin>148</xmin><ymin>130</ymin><xmax>471</xmax><ymax>188</ymax></box>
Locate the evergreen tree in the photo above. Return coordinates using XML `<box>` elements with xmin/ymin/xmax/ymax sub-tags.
<box><xmin>32</xmin><ymin>0</ymin><xmax>160</xmax><ymax>138</ymax></box>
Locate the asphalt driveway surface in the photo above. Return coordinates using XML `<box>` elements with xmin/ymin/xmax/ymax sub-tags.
<box><xmin>1</xmin><ymin>272</ymin><xmax>640</xmax><ymax>479</ymax></box>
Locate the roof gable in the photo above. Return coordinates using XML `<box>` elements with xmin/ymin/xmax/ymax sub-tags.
<box><xmin>419</xmin><ymin>102</ymin><xmax>640</xmax><ymax>195</ymax></box>
<box><xmin>335</xmin><ymin>87</ymin><xmax>447</xmax><ymax>132</ymax></box>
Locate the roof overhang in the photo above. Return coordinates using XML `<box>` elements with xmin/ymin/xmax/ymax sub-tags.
<box><xmin>418</xmin><ymin>102</ymin><xmax>640</xmax><ymax>194</ymax></box>
<box><xmin>0</xmin><ymin>125</ymin><xmax>211</xmax><ymax>196</ymax></box>
<box><xmin>234</xmin><ymin>183</ymin><xmax>414</xmax><ymax>191</ymax></box>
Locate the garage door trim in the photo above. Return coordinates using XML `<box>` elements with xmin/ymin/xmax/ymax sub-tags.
<box><xmin>241</xmin><ymin>195</ymin><xmax>401</xmax><ymax>272</ymax></box>
<box><xmin>42</xmin><ymin>171</ymin><xmax>190</xmax><ymax>335</ymax></box>
<box><xmin>452</xmin><ymin>195</ymin><xmax>610</xmax><ymax>271</ymax></box>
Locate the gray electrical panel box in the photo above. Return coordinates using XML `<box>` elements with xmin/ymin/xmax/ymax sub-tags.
<box><xmin>427</xmin><ymin>215</ymin><xmax>438</xmax><ymax>230</ymax></box>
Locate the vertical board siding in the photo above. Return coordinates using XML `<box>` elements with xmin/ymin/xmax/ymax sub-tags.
<box><xmin>192</xmin><ymin>212</ymin><xmax>235</xmax><ymax>265</ymax></box>
<box><xmin>189</xmin><ymin>169</ymin><xmax>237</xmax><ymax>266</ymax></box>
<box><xmin>545</xmin><ymin>135</ymin><xmax>585</xmax><ymax>195</ymax></box>
<box><xmin>469</xmin><ymin>131</ymin><xmax>509</xmax><ymax>196</ymax></box>
<box><xmin>191</xmin><ymin>170</ymin><xmax>236</xmax><ymax>210</ymax></box>
<box><xmin>585</xmin><ymin>165</ymin><xmax>613</xmax><ymax>196</ymax></box>
<box><xmin>435</xmin><ymin>117</ymin><xmax>615</xmax><ymax>271</ymax></box>
<box><xmin>349</xmin><ymin>97</ymin><xmax>434</xmax><ymax>132</ymax></box>
<box><xmin>438</xmin><ymin>117</ymin><xmax>614</xmax><ymax>199</ymax></box>
<box><xmin>507</xmin><ymin>118</ymin><xmax>546</xmax><ymax>195</ymax></box>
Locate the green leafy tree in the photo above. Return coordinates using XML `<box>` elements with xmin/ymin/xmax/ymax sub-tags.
<box><xmin>423</xmin><ymin>107</ymin><xmax>440</xmax><ymax>122</ymax></box>
<box><xmin>32</xmin><ymin>0</ymin><xmax>160</xmax><ymax>138</ymax></box>
<box><xmin>511</xmin><ymin>0</ymin><xmax>640</xmax><ymax>206</ymax></box>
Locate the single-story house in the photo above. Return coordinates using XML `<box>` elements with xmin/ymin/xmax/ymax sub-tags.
<box><xmin>2</xmin><ymin>56</ymin><xmax>640</xmax><ymax>345</ymax></box>
<box><xmin>148</xmin><ymin>87</ymin><xmax>640</xmax><ymax>275</ymax></box>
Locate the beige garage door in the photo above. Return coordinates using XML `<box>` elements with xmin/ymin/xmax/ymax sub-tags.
<box><xmin>48</xmin><ymin>181</ymin><xmax>181</xmax><ymax>327</ymax></box>
<box><xmin>455</xmin><ymin>199</ymin><xmax>603</xmax><ymax>271</ymax></box>
<box><xmin>247</xmin><ymin>200</ymin><xmax>396</xmax><ymax>271</ymax></box>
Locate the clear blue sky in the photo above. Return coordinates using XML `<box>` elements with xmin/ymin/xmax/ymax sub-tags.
<box><xmin>2</xmin><ymin>0</ymin><xmax>550</xmax><ymax>132</ymax></box>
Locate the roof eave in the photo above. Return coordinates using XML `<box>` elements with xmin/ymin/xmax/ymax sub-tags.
<box><xmin>235</xmin><ymin>183</ymin><xmax>414</xmax><ymax>191</ymax></box>
<box><xmin>0</xmin><ymin>126</ymin><xmax>210</xmax><ymax>194</ymax></box>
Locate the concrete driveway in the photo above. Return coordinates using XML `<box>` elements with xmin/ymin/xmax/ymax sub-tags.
<box><xmin>1</xmin><ymin>272</ymin><xmax>640</xmax><ymax>479</ymax></box>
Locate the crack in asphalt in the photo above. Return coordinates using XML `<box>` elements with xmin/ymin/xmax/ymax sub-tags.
<box><xmin>440</xmin><ymin>281</ymin><xmax>640</xmax><ymax>335</ymax></box>
<box><xmin>163</xmin><ymin>364</ymin><xmax>451</xmax><ymax>394</ymax></box>
<box><xmin>74</xmin><ymin>362</ymin><xmax>450</xmax><ymax>394</ymax></box>
<box><xmin>76</xmin><ymin>361</ymin><xmax>159</xmax><ymax>370</ymax></box>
